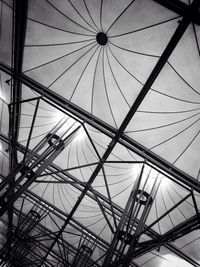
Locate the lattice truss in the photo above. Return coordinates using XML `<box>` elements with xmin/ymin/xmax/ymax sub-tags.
<box><xmin>0</xmin><ymin>0</ymin><xmax>200</xmax><ymax>266</ymax></box>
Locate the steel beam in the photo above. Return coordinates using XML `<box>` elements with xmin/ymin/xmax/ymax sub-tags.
<box><xmin>11</xmin><ymin>0</ymin><xmax>27</xmax><ymax>141</ymax></box>
<box><xmin>0</xmin><ymin>121</ymin><xmax>82</xmax><ymax>216</ymax></box>
<box><xmin>16</xmin><ymin>159</ymin><xmax>200</xmax><ymax>267</ymax></box>
<box><xmin>0</xmin><ymin>1</ymin><xmax>199</xmax><ymax>264</ymax></box>
<box><xmin>12</xmin><ymin>205</ymin><xmax>102</xmax><ymax>266</ymax></box>
<box><xmin>6</xmin><ymin>0</ymin><xmax>28</xmax><ymax>257</ymax></box>
<box><xmin>165</xmin><ymin>243</ymin><xmax>200</xmax><ymax>267</ymax></box>
<box><xmin>133</xmin><ymin>215</ymin><xmax>200</xmax><ymax>266</ymax></box>
<box><xmin>0</xmin><ymin>133</ymin><xmax>198</xmax><ymax>267</ymax></box>
<box><xmin>154</xmin><ymin>0</ymin><xmax>200</xmax><ymax>26</ymax></box>
<box><xmin>1</xmin><ymin>61</ymin><xmax>200</xmax><ymax>194</ymax></box>
<box><xmin>2</xmin><ymin>209</ymin><xmax>70</xmax><ymax>266</ymax></box>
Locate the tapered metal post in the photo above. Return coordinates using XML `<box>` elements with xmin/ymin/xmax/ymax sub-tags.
<box><xmin>72</xmin><ymin>235</ymin><xmax>94</xmax><ymax>267</ymax></box>
<box><xmin>102</xmin><ymin>164</ymin><xmax>162</xmax><ymax>266</ymax></box>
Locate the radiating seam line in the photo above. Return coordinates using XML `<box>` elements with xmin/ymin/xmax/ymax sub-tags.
<box><xmin>52</xmin><ymin>176</ymin><xmax>56</xmax><ymax>215</ymax></box>
<box><xmin>70</xmin><ymin>45</ymin><xmax>100</xmax><ymax>100</ymax></box>
<box><xmin>165</xmin><ymin>186</ymin><xmax>187</xmax><ymax>220</ymax></box>
<box><xmin>48</xmin><ymin>42</ymin><xmax>98</xmax><ymax>88</ymax></box>
<box><xmin>91</xmin><ymin>47</ymin><xmax>102</xmax><ymax>114</ymax></box>
<box><xmin>105</xmin><ymin>45</ymin><xmax>131</xmax><ymax>108</ymax></box>
<box><xmin>83</xmin><ymin>0</ymin><xmax>100</xmax><ymax>32</ymax></box>
<box><xmin>41</xmin><ymin>176</ymin><xmax>53</xmax><ymax>199</ymax></box>
<box><xmin>20</xmin><ymin>121</ymin><xmax>56</xmax><ymax>129</ymax></box>
<box><xmin>180</xmin><ymin>236</ymin><xmax>200</xmax><ymax>249</ymax></box>
<box><xmin>108</xmin><ymin>43</ymin><xmax>143</xmax><ymax>85</ymax></box>
<box><xmin>197</xmin><ymin>168</ymin><xmax>200</xmax><ymax>181</ymax></box>
<box><xmin>168</xmin><ymin>183</ymin><xmax>194</xmax><ymax>208</ymax></box>
<box><xmin>160</xmin><ymin>189</ymin><xmax>174</xmax><ymax>228</ymax></box>
<box><xmin>25</xmin><ymin>38</ymin><xmax>95</xmax><ymax>47</ymax></box>
<box><xmin>109</xmin><ymin>15</ymin><xmax>180</xmax><ymax>38</ymax></box>
<box><xmin>0</xmin><ymin>151</ymin><xmax>9</xmax><ymax>159</ymax></box>
<box><xmin>93</xmin><ymin>175</ymin><xmax>132</xmax><ymax>188</ymax></box>
<box><xmin>61</xmin><ymin>179</ymin><xmax>76</xmax><ymax>204</ymax></box>
<box><xmin>154</xmin><ymin>197</ymin><xmax>162</xmax><ymax>235</ymax></box>
<box><xmin>0</xmin><ymin>100</ymin><xmax>4</xmax><ymax>134</ymax></box>
<box><xmin>102</xmin><ymin>48</ymin><xmax>118</xmax><ymax>128</ymax></box>
<box><xmin>104</xmin><ymin>163</ymin><xmax>139</xmax><ymax>170</ymax></box>
<box><xmin>28</xmin><ymin>101</ymin><xmax>56</xmax><ymax>113</ymax></box>
<box><xmin>23</xmin><ymin>41</ymin><xmax>96</xmax><ymax>73</ymax></box>
<box><xmin>67</xmin><ymin>0</ymin><xmax>98</xmax><ymax>33</ymax></box>
<box><xmin>110</xmin><ymin>41</ymin><xmax>160</xmax><ymax>58</ymax></box>
<box><xmin>27</xmin><ymin>17</ymin><xmax>96</xmax><ymax>37</ymax></box>
<box><xmin>97</xmin><ymin>170</ymin><xmax>135</xmax><ymax>176</ymax></box>
<box><xmin>60</xmin><ymin>180</ymin><xmax>74</xmax><ymax>208</ymax></box>
<box><xmin>127</xmin><ymin>111</ymin><xmax>200</xmax><ymax>133</ymax></box>
<box><xmin>137</xmin><ymin>107</ymin><xmax>200</xmax><ymax>115</ymax></box>
<box><xmin>150</xmin><ymin>116</ymin><xmax>200</xmax><ymax>150</ymax></box>
<box><xmin>46</xmin><ymin>0</ymin><xmax>96</xmax><ymax>34</ymax></box>
<box><xmin>173</xmin><ymin>129</ymin><xmax>200</xmax><ymax>164</ymax></box>
<box><xmin>192</xmin><ymin>22</ymin><xmax>200</xmax><ymax>57</ymax></box>
<box><xmin>150</xmin><ymin>88</ymin><xmax>200</xmax><ymax>104</ymax></box>
<box><xmin>85</xmin><ymin>138</ymin><xmax>99</xmax><ymax>161</ymax></box>
<box><xmin>58</xmin><ymin>182</ymin><xmax>69</xmax><ymax>213</ymax></box>
<box><xmin>74</xmin><ymin>212</ymin><xmax>102</xmax><ymax>219</ymax></box>
<box><xmin>125</xmin><ymin>147</ymin><xmax>138</xmax><ymax>161</ymax></box>
<box><xmin>97</xmin><ymin>216</ymin><xmax>113</xmax><ymax>237</ymax></box>
<box><xmin>150</xmin><ymin>252</ymin><xmax>170</xmax><ymax>261</ymax></box>
<box><xmin>140</xmin><ymin>255</ymin><xmax>157</xmax><ymax>267</ymax></box>
<box><xmin>21</xmin><ymin>113</ymin><xmax>59</xmax><ymax>118</ymax></box>
<box><xmin>0</xmin><ymin>1</ymin><xmax>3</xmax><ymax>39</ymax></box>
<box><xmin>84</xmin><ymin>216</ymin><xmax>105</xmax><ymax>229</ymax></box>
<box><xmin>112</xmin><ymin>182</ymin><xmax>134</xmax><ymax>199</ymax></box>
<box><xmin>80</xmin><ymin>140</ymin><xmax>96</xmax><ymax>172</ymax></box>
<box><xmin>92</xmin><ymin>139</ymin><xmax>122</xmax><ymax>161</ymax></box>
<box><xmin>167</xmin><ymin>61</ymin><xmax>200</xmax><ymax>97</ymax></box>
<box><xmin>0</xmin><ymin>0</ymin><xmax>12</xmax><ymax>9</ymax></box>
<box><xmin>67</xmin><ymin>139</ymin><xmax>72</xmax><ymax>169</ymax></box>
<box><xmin>100</xmin><ymin>0</ymin><xmax>103</xmax><ymax>31</ymax></box>
<box><xmin>106</xmin><ymin>0</ymin><xmax>136</xmax><ymax>34</ymax></box>
<box><xmin>18</xmin><ymin>130</ymin><xmax>50</xmax><ymax>143</ymax></box>
<box><xmin>75</xmin><ymin>139</ymin><xmax>86</xmax><ymax>182</ymax></box>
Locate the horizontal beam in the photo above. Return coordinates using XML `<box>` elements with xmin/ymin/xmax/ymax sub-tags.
<box><xmin>0</xmin><ymin>62</ymin><xmax>200</xmax><ymax>193</ymax></box>
<box><xmin>134</xmin><ymin>215</ymin><xmax>200</xmax><ymax>266</ymax></box>
<box><xmin>165</xmin><ymin>243</ymin><xmax>200</xmax><ymax>267</ymax></box>
<box><xmin>7</xmin><ymin>209</ymin><xmax>72</xmax><ymax>266</ymax></box>
<box><xmin>0</xmin><ymin>120</ymin><xmax>199</xmax><ymax>266</ymax></box>
<box><xmin>0</xmin><ymin>139</ymin><xmax>197</xmax><ymax>266</ymax></box>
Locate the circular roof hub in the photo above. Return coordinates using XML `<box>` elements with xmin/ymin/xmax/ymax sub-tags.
<box><xmin>96</xmin><ymin>32</ymin><xmax>108</xmax><ymax>45</ymax></box>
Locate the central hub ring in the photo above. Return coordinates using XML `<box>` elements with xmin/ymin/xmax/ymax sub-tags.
<box><xmin>96</xmin><ymin>32</ymin><xmax>108</xmax><ymax>46</ymax></box>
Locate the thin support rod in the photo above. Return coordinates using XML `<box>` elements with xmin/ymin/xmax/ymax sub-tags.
<box><xmin>23</xmin><ymin>98</ymin><xmax>40</xmax><ymax>161</ymax></box>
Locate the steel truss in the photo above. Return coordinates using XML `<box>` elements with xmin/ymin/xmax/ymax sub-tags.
<box><xmin>102</xmin><ymin>165</ymin><xmax>162</xmax><ymax>266</ymax></box>
<box><xmin>0</xmin><ymin>115</ymin><xmax>82</xmax><ymax>216</ymax></box>
<box><xmin>1</xmin><ymin>134</ymin><xmax>200</xmax><ymax>266</ymax></box>
<box><xmin>0</xmin><ymin>0</ymin><xmax>200</xmax><ymax>266</ymax></box>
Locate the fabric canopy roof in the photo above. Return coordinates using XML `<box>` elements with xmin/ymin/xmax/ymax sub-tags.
<box><xmin>0</xmin><ymin>0</ymin><xmax>200</xmax><ymax>266</ymax></box>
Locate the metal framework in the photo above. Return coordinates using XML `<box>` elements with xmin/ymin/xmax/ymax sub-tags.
<box><xmin>0</xmin><ymin>0</ymin><xmax>200</xmax><ymax>266</ymax></box>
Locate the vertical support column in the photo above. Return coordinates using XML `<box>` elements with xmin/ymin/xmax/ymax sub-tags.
<box><xmin>102</xmin><ymin>164</ymin><xmax>162</xmax><ymax>267</ymax></box>
<box><xmin>6</xmin><ymin>0</ymin><xmax>28</xmax><ymax>256</ymax></box>
<box><xmin>72</xmin><ymin>235</ymin><xmax>94</xmax><ymax>267</ymax></box>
